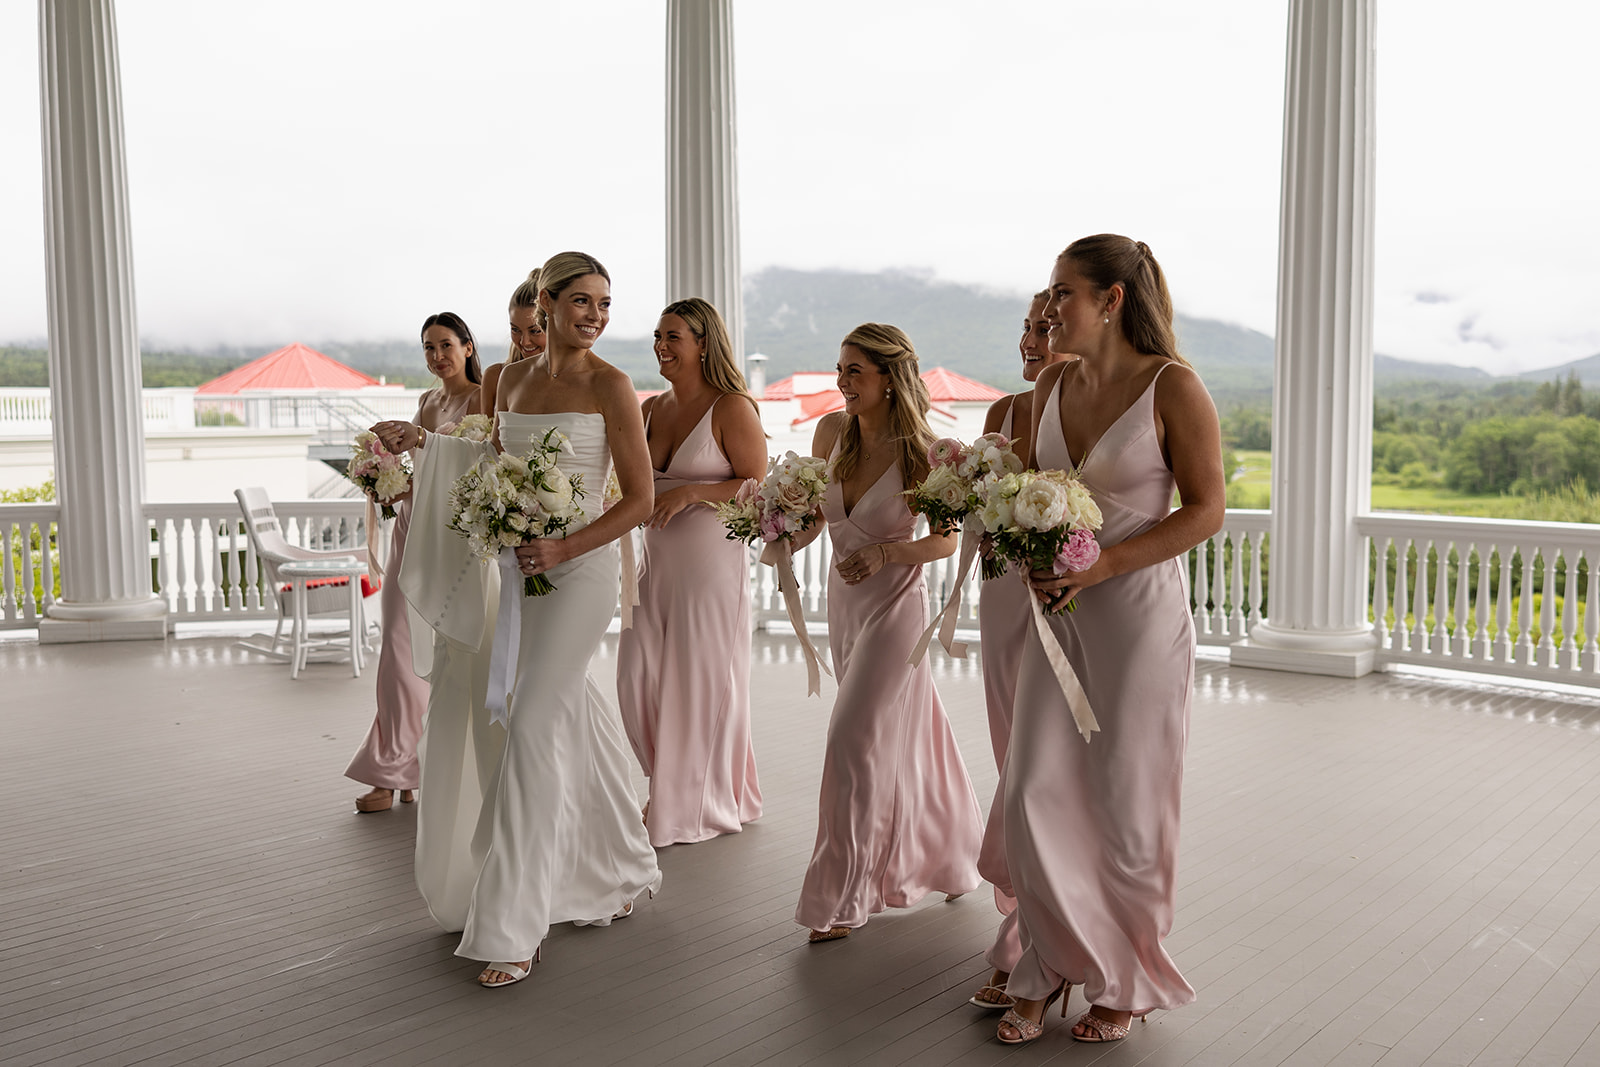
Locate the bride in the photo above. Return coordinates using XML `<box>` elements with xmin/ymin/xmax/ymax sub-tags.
<box><xmin>376</xmin><ymin>251</ymin><xmax>661</xmax><ymax>988</ymax></box>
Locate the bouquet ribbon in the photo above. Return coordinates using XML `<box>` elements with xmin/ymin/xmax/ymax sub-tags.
<box><xmin>769</xmin><ymin>541</ymin><xmax>831</xmax><ymax>697</ymax></box>
<box><xmin>619</xmin><ymin>531</ymin><xmax>638</xmax><ymax>630</ymax></box>
<box><xmin>908</xmin><ymin>514</ymin><xmax>982</xmax><ymax>666</ymax></box>
<box><xmin>364</xmin><ymin>497</ymin><xmax>385</xmax><ymax>581</ymax></box>
<box><xmin>486</xmin><ymin>552</ymin><xmax>523</xmax><ymax>728</ymax></box>
<box><xmin>1029</xmin><ymin>591</ymin><xmax>1100</xmax><ymax>742</ymax></box>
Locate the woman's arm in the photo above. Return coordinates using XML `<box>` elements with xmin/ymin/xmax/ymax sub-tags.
<box><xmin>479</xmin><ymin>364</ymin><xmax>503</xmax><ymax>418</ymax></box>
<box><xmin>647</xmin><ymin>394</ymin><xmax>769</xmax><ymax>528</ymax></box>
<box><xmin>982</xmin><ymin>393</ymin><xmax>1014</xmax><ymax>437</ymax></box>
<box><xmin>515</xmin><ymin>367</ymin><xmax>653</xmax><ymax>575</ymax></box>
<box><xmin>1024</xmin><ymin>362</ymin><xmax>1070</xmax><ymax>471</ymax></box>
<box><xmin>1028</xmin><ymin>363</ymin><xmax>1225</xmax><ymax>605</ymax></box>
<box><xmin>772</xmin><ymin>413</ymin><xmax>842</xmax><ymax>557</ymax></box>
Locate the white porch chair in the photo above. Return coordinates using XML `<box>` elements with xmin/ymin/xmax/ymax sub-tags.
<box><xmin>233</xmin><ymin>487</ymin><xmax>381</xmax><ymax>666</ymax></box>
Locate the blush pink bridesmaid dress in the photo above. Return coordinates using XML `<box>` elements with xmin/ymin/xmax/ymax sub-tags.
<box><xmin>793</xmin><ymin>455</ymin><xmax>983</xmax><ymax>933</ymax></box>
<box><xmin>617</xmin><ymin>399</ymin><xmax>762</xmax><ymax>846</ymax></box>
<box><xmin>989</xmin><ymin>365</ymin><xmax>1197</xmax><ymax>1012</ymax></box>
<box><xmin>346</xmin><ymin>388</ymin><xmax>471</xmax><ymax>795</ymax></box>
<box><xmin>977</xmin><ymin>399</ymin><xmax>1027</xmax><ymax>971</ymax></box>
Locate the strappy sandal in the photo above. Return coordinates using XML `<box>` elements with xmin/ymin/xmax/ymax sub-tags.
<box><xmin>969</xmin><ymin>983</ymin><xmax>1014</xmax><ymax>1011</ymax></box>
<box><xmin>995</xmin><ymin>981</ymin><xmax>1069</xmax><ymax>1044</ymax></box>
<box><xmin>807</xmin><ymin>926</ymin><xmax>851</xmax><ymax>943</ymax></box>
<box><xmin>477</xmin><ymin>947</ymin><xmax>540</xmax><ymax>988</ymax></box>
<box><xmin>1070</xmin><ymin>1008</ymin><xmax>1151</xmax><ymax>1043</ymax></box>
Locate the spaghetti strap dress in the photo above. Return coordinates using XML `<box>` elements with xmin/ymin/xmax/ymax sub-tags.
<box><xmin>985</xmin><ymin>365</ymin><xmax>1197</xmax><ymax>1012</ymax></box>
<box><xmin>617</xmin><ymin>399</ymin><xmax>762</xmax><ymax>846</ymax></box>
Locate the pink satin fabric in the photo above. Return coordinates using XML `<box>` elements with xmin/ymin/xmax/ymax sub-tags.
<box><xmin>984</xmin><ymin>366</ymin><xmax>1197</xmax><ymax>1012</ymax></box>
<box><xmin>977</xmin><ymin>399</ymin><xmax>1024</xmax><ymax>970</ymax></box>
<box><xmin>617</xmin><ymin>402</ymin><xmax>763</xmax><ymax>846</ymax></box>
<box><xmin>345</xmin><ymin>495</ymin><xmax>428</xmax><ymax>790</ymax></box>
<box><xmin>793</xmin><ymin>457</ymin><xmax>983</xmax><ymax>932</ymax></box>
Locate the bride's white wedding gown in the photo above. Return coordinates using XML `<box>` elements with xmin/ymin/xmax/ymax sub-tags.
<box><xmin>403</xmin><ymin>411</ymin><xmax>662</xmax><ymax>965</ymax></box>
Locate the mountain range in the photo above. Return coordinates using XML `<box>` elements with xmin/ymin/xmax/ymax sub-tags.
<box><xmin>4</xmin><ymin>267</ymin><xmax>1594</xmax><ymax>408</ymax></box>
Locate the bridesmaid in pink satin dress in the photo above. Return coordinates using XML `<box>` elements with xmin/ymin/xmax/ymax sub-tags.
<box><xmin>988</xmin><ymin>236</ymin><xmax>1224</xmax><ymax>1046</ymax></box>
<box><xmin>970</xmin><ymin>291</ymin><xmax>1073</xmax><ymax>1011</ymax></box>
<box><xmin>617</xmin><ymin>298</ymin><xmax>767</xmax><ymax>846</ymax></box>
<box><xmin>346</xmin><ymin>312</ymin><xmax>484</xmax><ymax>813</ymax></box>
<box><xmin>791</xmin><ymin>323</ymin><xmax>984</xmax><ymax>943</ymax></box>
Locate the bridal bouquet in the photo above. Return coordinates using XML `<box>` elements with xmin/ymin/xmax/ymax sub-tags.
<box><xmin>905</xmin><ymin>433</ymin><xmax>1023</xmax><ymax>578</ymax></box>
<box><xmin>348</xmin><ymin>431</ymin><xmax>412</xmax><ymax>519</ymax></box>
<box><xmin>715</xmin><ymin>451</ymin><xmax>832</xmax><ymax>695</ymax></box>
<box><xmin>438</xmin><ymin>413</ymin><xmax>494</xmax><ymax>442</ymax></box>
<box><xmin>715</xmin><ymin>451</ymin><xmax>829</xmax><ymax>545</ymax></box>
<box><xmin>978</xmin><ymin>468</ymin><xmax>1103</xmax><ymax>611</ymax></box>
<box><xmin>446</xmin><ymin>427</ymin><xmax>588</xmax><ymax>596</ymax></box>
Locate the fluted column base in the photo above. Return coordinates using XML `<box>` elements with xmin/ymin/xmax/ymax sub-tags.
<box><xmin>1231</xmin><ymin>622</ymin><xmax>1377</xmax><ymax>678</ymax></box>
<box><xmin>41</xmin><ymin>596</ymin><xmax>168</xmax><ymax>644</ymax></box>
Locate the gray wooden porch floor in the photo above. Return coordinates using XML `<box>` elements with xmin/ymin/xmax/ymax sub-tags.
<box><xmin>3</xmin><ymin>629</ymin><xmax>1599</xmax><ymax>1066</ymax></box>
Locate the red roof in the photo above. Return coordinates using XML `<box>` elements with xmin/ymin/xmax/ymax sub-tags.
<box><xmin>196</xmin><ymin>342</ymin><xmax>382</xmax><ymax>394</ymax></box>
<box><xmin>760</xmin><ymin>367</ymin><xmax>1003</xmax><ymax>404</ymax></box>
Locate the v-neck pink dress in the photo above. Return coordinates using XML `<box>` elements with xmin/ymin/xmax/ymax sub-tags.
<box><xmin>617</xmin><ymin>398</ymin><xmax>762</xmax><ymax>846</ymax></box>
<box><xmin>985</xmin><ymin>365</ymin><xmax>1197</xmax><ymax>1012</ymax></box>
<box><xmin>345</xmin><ymin>387</ymin><xmax>470</xmax><ymax>792</ymax></box>
<box><xmin>793</xmin><ymin>452</ymin><xmax>983</xmax><ymax>932</ymax></box>
<box><xmin>977</xmin><ymin>398</ymin><xmax>1027</xmax><ymax>969</ymax></box>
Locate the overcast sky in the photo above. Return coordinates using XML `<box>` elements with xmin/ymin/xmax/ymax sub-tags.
<box><xmin>0</xmin><ymin>1</ymin><xmax>1595</xmax><ymax>375</ymax></box>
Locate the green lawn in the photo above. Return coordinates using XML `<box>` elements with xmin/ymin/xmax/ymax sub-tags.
<box><xmin>1223</xmin><ymin>451</ymin><xmax>1598</xmax><ymax>520</ymax></box>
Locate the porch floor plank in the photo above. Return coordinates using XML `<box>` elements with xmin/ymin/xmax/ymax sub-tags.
<box><xmin>4</xmin><ymin>632</ymin><xmax>1599</xmax><ymax>1065</ymax></box>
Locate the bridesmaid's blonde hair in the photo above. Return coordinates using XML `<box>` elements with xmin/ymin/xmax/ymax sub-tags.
<box><xmin>660</xmin><ymin>297</ymin><xmax>758</xmax><ymax>414</ymax></box>
<box><xmin>833</xmin><ymin>322</ymin><xmax>935</xmax><ymax>489</ymax></box>
<box><xmin>506</xmin><ymin>268</ymin><xmax>542</xmax><ymax>363</ymax></box>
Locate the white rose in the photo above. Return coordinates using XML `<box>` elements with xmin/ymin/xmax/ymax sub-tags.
<box><xmin>535</xmin><ymin>474</ymin><xmax>575</xmax><ymax>514</ymax></box>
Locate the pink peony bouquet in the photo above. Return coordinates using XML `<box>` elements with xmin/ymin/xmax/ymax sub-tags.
<box><xmin>348</xmin><ymin>431</ymin><xmax>412</xmax><ymax>519</ymax></box>
<box><xmin>446</xmin><ymin>426</ymin><xmax>588</xmax><ymax>596</ymax></box>
<box><xmin>714</xmin><ymin>451</ymin><xmax>829</xmax><ymax>546</ymax></box>
<box><xmin>905</xmin><ymin>433</ymin><xmax>1024</xmax><ymax>577</ymax></box>
<box><xmin>977</xmin><ymin>468</ymin><xmax>1103</xmax><ymax>611</ymax></box>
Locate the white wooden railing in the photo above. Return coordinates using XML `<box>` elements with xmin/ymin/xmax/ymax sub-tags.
<box><xmin>1360</xmin><ymin>513</ymin><xmax>1600</xmax><ymax>686</ymax></box>
<box><xmin>10</xmin><ymin>501</ymin><xmax>1600</xmax><ymax>690</ymax></box>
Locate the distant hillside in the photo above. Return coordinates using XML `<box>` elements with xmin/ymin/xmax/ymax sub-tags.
<box><xmin>5</xmin><ymin>268</ymin><xmax>1580</xmax><ymax>405</ymax></box>
<box><xmin>1515</xmin><ymin>352</ymin><xmax>1600</xmax><ymax>389</ymax></box>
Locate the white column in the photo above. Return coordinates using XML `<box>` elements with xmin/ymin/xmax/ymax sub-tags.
<box><xmin>1232</xmin><ymin>0</ymin><xmax>1376</xmax><ymax>678</ymax></box>
<box><xmin>38</xmin><ymin>0</ymin><xmax>166</xmax><ymax>642</ymax></box>
<box><xmin>665</xmin><ymin>0</ymin><xmax>745</xmax><ymax>365</ymax></box>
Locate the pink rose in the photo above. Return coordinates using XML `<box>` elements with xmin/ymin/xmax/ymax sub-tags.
<box><xmin>759</xmin><ymin>508</ymin><xmax>787</xmax><ymax>542</ymax></box>
<box><xmin>734</xmin><ymin>478</ymin><xmax>760</xmax><ymax>505</ymax></box>
<box><xmin>928</xmin><ymin>438</ymin><xmax>963</xmax><ymax>468</ymax></box>
<box><xmin>1053</xmin><ymin>528</ymin><xmax>1101</xmax><ymax>575</ymax></box>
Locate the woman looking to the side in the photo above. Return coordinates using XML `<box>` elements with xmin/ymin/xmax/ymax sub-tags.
<box><xmin>479</xmin><ymin>269</ymin><xmax>545</xmax><ymax>414</ymax></box>
<box><xmin>376</xmin><ymin>252</ymin><xmax>660</xmax><ymax>988</ymax></box>
<box><xmin>790</xmin><ymin>323</ymin><xmax>983</xmax><ymax>944</ymax></box>
<box><xmin>345</xmin><ymin>313</ymin><xmax>483</xmax><ymax>813</ymax></box>
<box><xmin>987</xmin><ymin>235</ymin><xmax>1223</xmax><ymax>1045</ymax></box>
<box><xmin>616</xmin><ymin>298</ymin><xmax>767</xmax><ymax>846</ymax></box>
<box><xmin>968</xmin><ymin>290</ymin><xmax>1072</xmax><ymax>1010</ymax></box>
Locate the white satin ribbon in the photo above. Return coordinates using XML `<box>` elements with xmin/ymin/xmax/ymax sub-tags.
<box><xmin>619</xmin><ymin>530</ymin><xmax>638</xmax><ymax>630</ymax></box>
<box><xmin>485</xmin><ymin>552</ymin><xmax>523</xmax><ymax>728</ymax></box>
<box><xmin>1029</xmin><ymin>591</ymin><xmax>1100</xmax><ymax>742</ymax></box>
<box><xmin>770</xmin><ymin>541</ymin><xmax>831</xmax><ymax>697</ymax></box>
<box><xmin>908</xmin><ymin>514</ymin><xmax>982</xmax><ymax>666</ymax></box>
<box><xmin>364</xmin><ymin>496</ymin><xmax>384</xmax><ymax>581</ymax></box>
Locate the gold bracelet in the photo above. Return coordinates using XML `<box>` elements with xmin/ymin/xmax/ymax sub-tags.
<box><xmin>878</xmin><ymin>543</ymin><xmax>888</xmax><ymax>567</ymax></box>
<box><xmin>416</xmin><ymin>426</ymin><xmax>427</xmax><ymax>449</ymax></box>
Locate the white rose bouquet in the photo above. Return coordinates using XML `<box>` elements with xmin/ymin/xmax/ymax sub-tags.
<box><xmin>714</xmin><ymin>451</ymin><xmax>829</xmax><ymax>546</ymax></box>
<box><xmin>438</xmin><ymin>413</ymin><xmax>494</xmax><ymax>442</ymax></box>
<box><xmin>905</xmin><ymin>433</ymin><xmax>1023</xmax><ymax>578</ymax></box>
<box><xmin>348</xmin><ymin>430</ymin><xmax>412</xmax><ymax>519</ymax></box>
<box><xmin>979</xmin><ymin>468</ymin><xmax>1104</xmax><ymax>612</ymax></box>
<box><xmin>446</xmin><ymin>426</ymin><xmax>588</xmax><ymax>596</ymax></box>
